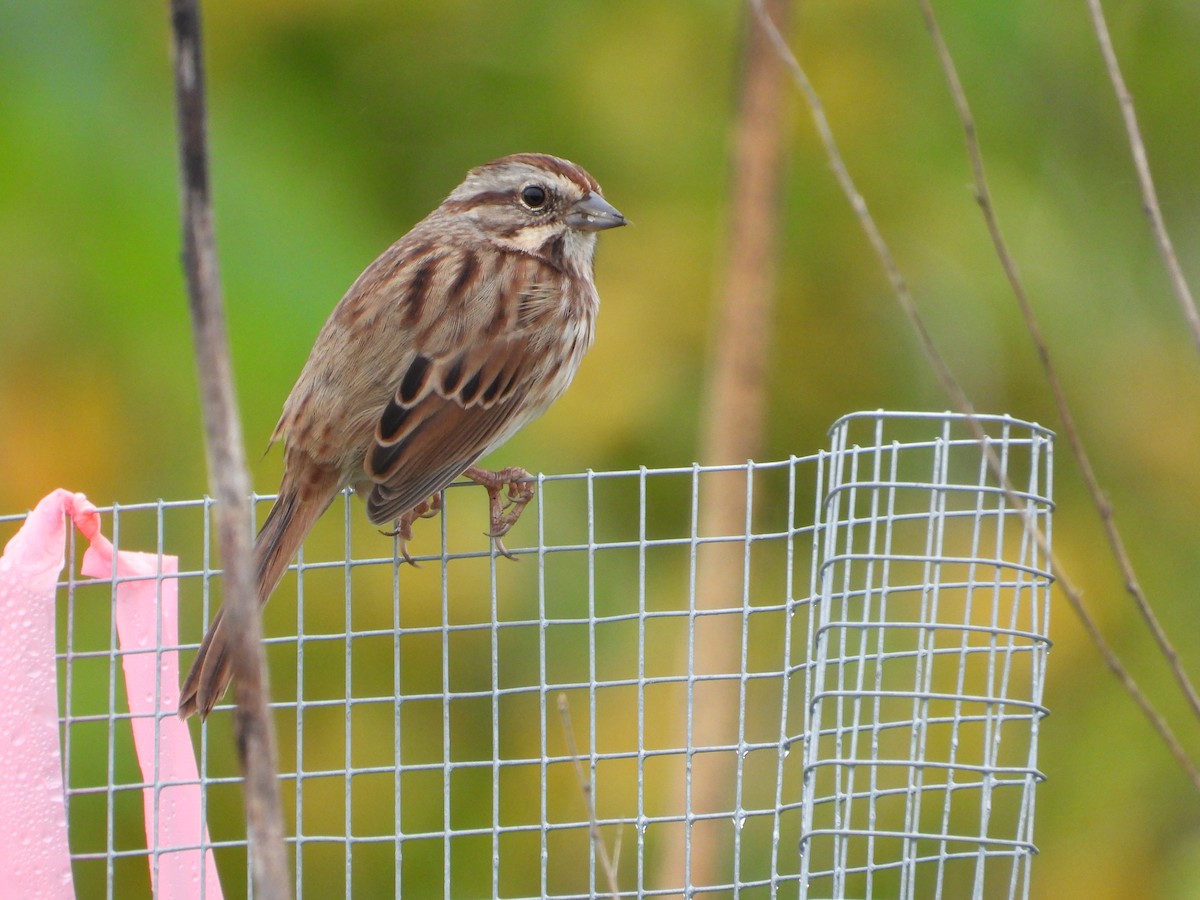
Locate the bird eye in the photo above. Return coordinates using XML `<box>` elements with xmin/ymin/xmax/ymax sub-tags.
<box><xmin>520</xmin><ymin>184</ymin><xmax>547</xmax><ymax>210</ymax></box>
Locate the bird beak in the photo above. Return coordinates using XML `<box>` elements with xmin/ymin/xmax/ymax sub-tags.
<box><xmin>566</xmin><ymin>192</ymin><xmax>626</xmax><ymax>232</ymax></box>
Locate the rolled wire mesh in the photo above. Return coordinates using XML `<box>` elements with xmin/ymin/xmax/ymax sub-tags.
<box><xmin>13</xmin><ymin>410</ymin><xmax>1052</xmax><ymax>897</ymax></box>
<box><xmin>797</xmin><ymin>412</ymin><xmax>1053</xmax><ymax>900</ymax></box>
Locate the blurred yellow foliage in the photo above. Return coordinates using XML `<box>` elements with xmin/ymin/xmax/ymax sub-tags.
<box><xmin>2</xmin><ymin>2</ymin><xmax>1200</xmax><ymax>897</ymax></box>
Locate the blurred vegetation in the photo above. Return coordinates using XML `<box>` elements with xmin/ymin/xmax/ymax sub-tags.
<box><xmin>4</xmin><ymin>1</ymin><xmax>1200</xmax><ymax>898</ymax></box>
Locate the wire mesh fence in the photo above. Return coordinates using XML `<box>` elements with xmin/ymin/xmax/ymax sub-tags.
<box><xmin>9</xmin><ymin>410</ymin><xmax>1053</xmax><ymax>898</ymax></box>
<box><xmin>798</xmin><ymin>413</ymin><xmax>1053</xmax><ymax>900</ymax></box>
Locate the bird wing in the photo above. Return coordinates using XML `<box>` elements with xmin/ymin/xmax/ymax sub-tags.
<box><xmin>358</xmin><ymin>246</ymin><xmax>573</xmax><ymax>525</ymax></box>
<box><xmin>362</xmin><ymin>332</ymin><xmax>544</xmax><ymax>524</ymax></box>
<box><xmin>272</xmin><ymin>235</ymin><xmax>578</xmax><ymax>525</ymax></box>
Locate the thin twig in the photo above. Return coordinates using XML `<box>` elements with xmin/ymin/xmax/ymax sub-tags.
<box><xmin>168</xmin><ymin>1</ymin><xmax>290</xmax><ymax>894</ymax></box>
<box><xmin>920</xmin><ymin>0</ymin><xmax>1200</xmax><ymax>734</ymax></box>
<box><xmin>557</xmin><ymin>694</ymin><xmax>621</xmax><ymax>900</ymax></box>
<box><xmin>751</xmin><ymin>0</ymin><xmax>1200</xmax><ymax>792</ymax></box>
<box><xmin>748</xmin><ymin>0</ymin><xmax>976</xmax><ymax>421</ymax></box>
<box><xmin>1086</xmin><ymin>0</ymin><xmax>1200</xmax><ymax>358</ymax></box>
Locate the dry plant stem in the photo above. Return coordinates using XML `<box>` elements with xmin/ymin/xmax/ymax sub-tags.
<box><xmin>752</xmin><ymin>1</ymin><xmax>1200</xmax><ymax>792</ymax></box>
<box><xmin>655</xmin><ymin>0</ymin><xmax>791</xmax><ymax>890</ymax></box>
<box><xmin>1086</xmin><ymin>0</ymin><xmax>1200</xmax><ymax>358</ymax></box>
<box><xmin>921</xmin><ymin>0</ymin><xmax>1200</xmax><ymax>733</ymax></box>
<box><xmin>749</xmin><ymin>0</ymin><xmax>975</xmax><ymax>420</ymax></box>
<box><xmin>169</xmin><ymin>1</ymin><xmax>290</xmax><ymax>894</ymax></box>
<box><xmin>556</xmin><ymin>695</ymin><xmax>620</xmax><ymax>900</ymax></box>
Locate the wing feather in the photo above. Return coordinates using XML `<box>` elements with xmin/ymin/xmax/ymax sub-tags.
<box><xmin>360</xmin><ymin>253</ymin><xmax>564</xmax><ymax>524</ymax></box>
<box><xmin>364</xmin><ymin>392</ymin><xmax>528</xmax><ymax>524</ymax></box>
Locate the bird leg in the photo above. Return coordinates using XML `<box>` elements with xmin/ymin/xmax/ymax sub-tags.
<box><xmin>463</xmin><ymin>464</ymin><xmax>535</xmax><ymax>559</ymax></box>
<box><xmin>383</xmin><ymin>493</ymin><xmax>443</xmax><ymax>564</ymax></box>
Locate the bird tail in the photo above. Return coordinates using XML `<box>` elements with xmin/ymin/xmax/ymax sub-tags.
<box><xmin>178</xmin><ymin>467</ymin><xmax>340</xmax><ymax>719</ymax></box>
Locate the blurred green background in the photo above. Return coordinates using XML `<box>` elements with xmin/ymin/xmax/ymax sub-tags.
<box><xmin>3</xmin><ymin>1</ymin><xmax>1200</xmax><ymax>897</ymax></box>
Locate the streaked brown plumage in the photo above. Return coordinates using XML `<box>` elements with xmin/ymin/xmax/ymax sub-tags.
<box><xmin>178</xmin><ymin>154</ymin><xmax>625</xmax><ymax>719</ymax></box>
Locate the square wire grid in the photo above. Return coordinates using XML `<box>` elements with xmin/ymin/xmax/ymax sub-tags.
<box><xmin>797</xmin><ymin>412</ymin><xmax>1053</xmax><ymax>900</ymax></box>
<box><xmin>25</xmin><ymin>409</ymin><xmax>1052</xmax><ymax>898</ymax></box>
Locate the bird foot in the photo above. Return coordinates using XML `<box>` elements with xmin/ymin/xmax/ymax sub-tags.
<box><xmin>382</xmin><ymin>493</ymin><xmax>444</xmax><ymax>564</ymax></box>
<box><xmin>463</xmin><ymin>464</ymin><xmax>535</xmax><ymax>559</ymax></box>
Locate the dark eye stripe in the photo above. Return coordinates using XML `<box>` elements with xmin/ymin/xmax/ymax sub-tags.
<box><xmin>441</xmin><ymin>190</ymin><xmax>511</xmax><ymax>213</ymax></box>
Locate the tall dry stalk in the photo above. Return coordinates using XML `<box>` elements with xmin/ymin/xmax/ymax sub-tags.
<box><xmin>653</xmin><ymin>0</ymin><xmax>791</xmax><ymax>890</ymax></box>
<box><xmin>168</xmin><ymin>1</ymin><xmax>290</xmax><ymax>893</ymax></box>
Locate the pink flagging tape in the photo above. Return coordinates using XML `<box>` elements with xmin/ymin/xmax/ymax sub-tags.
<box><xmin>0</xmin><ymin>490</ymin><xmax>78</xmax><ymax>899</ymax></box>
<box><xmin>76</xmin><ymin>500</ymin><xmax>224</xmax><ymax>899</ymax></box>
<box><xmin>0</xmin><ymin>490</ymin><xmax>223</xmax><ymax>899</ymax></box>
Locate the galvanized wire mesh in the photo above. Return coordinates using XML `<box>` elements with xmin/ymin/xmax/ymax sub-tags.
<box><xmin>797</xmin><ymin>412</ymin><xmax>1053</xmax><ymax>900</ymax></box>
<box><xmin>14</xmin><ymin>410</ymin><xmax>1052</xmax><ymax>898</ymax></box>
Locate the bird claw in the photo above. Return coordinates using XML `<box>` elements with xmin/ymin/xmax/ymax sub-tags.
<box><xmin>382</xmin><ymin>493</ymin><xmax>444</xmax><ymax>565</ymax></box>
<box><xmin>490</xmin><ymin>534</ymin><xmax>518</xmax><ymax>561</ymax></box>
<box><xmin>397</xmin><ymin>536</ymin><xmax>419</xmax><ymax>567</ymax></box>
<box><xmin>381</xmin><ymin>469</ymin><xmax>533</xmax><ymax>563</ymax></box>
<box><xmin>464</xmin><ymin>464</ymin><xmax>535</xmax><ymax>558</ymax></box>
<box><xmin>381</xmin><ymin>520</ymin><xmax>419</xmax><ymax>566</ymax></box>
